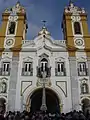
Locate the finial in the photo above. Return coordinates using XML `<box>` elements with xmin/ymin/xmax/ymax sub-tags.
<box><xmin>17</xmin><ymin>0</ymin><xmax>20</xmax><ymax>4</ymax></box>
<box><xmin>42</xmin><ymin>20</ymin><xmax>47</xmax><ymax>28</ymax></box>
<box><xmin>69</xmin><ymin>0</ymin><xmax>74</xmax><ymax>7</ymax></box>
<box><xmin>69</xmin><ymin>0</ymin><xmax>73</xmax><ymax>4</ymax></box>
<box><xmin>16</xmin><ymin>0</ymin><xmax>20</xmax><ymax>6</ymax></box>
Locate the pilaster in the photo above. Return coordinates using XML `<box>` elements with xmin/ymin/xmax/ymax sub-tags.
<box><xmin>69</xmin><ymin>57</ymin><xmax>80</xmax><ymax>110</ymax></box>
<box><xmin>8</xmin><ymin>56</ymin><xmax>19</xmax><ymax>111</ymax></box>
<box><xmin>87</xmin><ymin>57</ymin><xmax>90</xmax><ymax>83</ymax></box>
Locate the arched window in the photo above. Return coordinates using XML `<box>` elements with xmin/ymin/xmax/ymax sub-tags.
<box><xmin>7</xmin><ymin>22</ymin><xmax>16</xmax><ymax>35</ymax></box>
<box><xmin>74</xmin><ymin>22</ymin><xmax>81</xmax><ymax>34</ymax></box>
<box><xmin>81</xmin><ymin>83</ymin><xmax>89</xmax><ymax>94</ymax></box>
<box><xmin>40</xmin><ymin>58</ymin><xmax>48</xmax><ymax>72</ymax></box>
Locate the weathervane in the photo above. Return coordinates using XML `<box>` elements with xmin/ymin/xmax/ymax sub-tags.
<box><xmin>69</xmin><ymin>0</ymin><xmax>74</xmax><ymax>4</ymax></box>
<box><xmin>17</xmin><ymin>0</ymin><xmax>20</xmax><ymax>4</ymax></box>
<box><xmin>42</xmin><ymin>20</ymin><xmax>47</xmax><ymax>28</ymax></box>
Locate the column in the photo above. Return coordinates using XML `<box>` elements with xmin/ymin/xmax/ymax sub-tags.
<box><xmin>69</xmin><ymin>57</ymin><xmax>80</xmax><ymax>111</ymax></box>
<box><xmin>8</xmin><ymin>56</ymin><xmax>19</xmax><ymax>111</ymax></box>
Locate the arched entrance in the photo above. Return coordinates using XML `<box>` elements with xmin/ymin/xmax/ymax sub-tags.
<box><xmin>0</xmin><ymin>98</ymin><xmax>6</xmax><ymax>114</ymax></box>
<box><xmin>81</xmin><ymin>98</ymin><xmax>90</xmax><ymax>114</ymax></box>
<box><xmin>30</xmin><ymin>88</ymin><xmax>60</xmax><ymax>113</ymax></box>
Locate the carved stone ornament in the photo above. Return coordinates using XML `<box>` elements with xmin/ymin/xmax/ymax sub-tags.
<box><xmin>36</xmin><ymin>78</ymin><xmax>51</xmax><ymax>87</ymax></box>
<box><xmin>8</xmin><ymin>16</ymin><xmax>18</xmax><ymax>21</ymax></box>
<box><xmin>64</xmin><ymin>2</ymin><xmax>86</xmax><ymax>15</ymax></box>
<box><xmin>71</xmin><ymin>16</ymin><xmax>81</xmax><ymax>22</ymax></box>
<box><xmin>4</xmin><ymin>1</ymin><xmax>25</xmax><ymax>14</ymax></box>
<box><xmin>0</xmin><ymin>82</ymin><xmax>7</xmax><ymax>93</ymax></box>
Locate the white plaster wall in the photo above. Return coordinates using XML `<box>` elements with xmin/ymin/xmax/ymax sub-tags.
<box><xmin>0</xmin><ymin>51</ymin><xmax>13</xmax><ymax>111</ymax></box>
<box><xmin>76</xmin><ymin>51</ymin><xmax>89</xmax><ymax>104</ymax></box>
<box><xmin>15</xmin><ymin>46</ymin><xmax>73</xmax><ymax>113</ymax></box>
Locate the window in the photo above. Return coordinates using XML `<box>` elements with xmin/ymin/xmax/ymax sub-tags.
<box><xmin>37</xmin><ymin>58</ymin><xmax>51</xmax><ymax>78</ymax></box>
<box><xmin>22</xmin><ymin>62</ymin><xmax>33</xmax><ymax>76</ymax></box>
<box><xmin>1</xmin><ymin>62</ymin><xmax>10</xmax><ymax>76</ymax></box>
<box><xmin>7</xmin><ymin>22</ymin><xmax>16</xmax><ymax>35</ymax></box>
<box><xmin>74</xmin><ymin>22</ymin><xmax>81</xmax><ymax>34</ymax></box>
<box><xmin>81</xmin><ymin>83</ymin><xmax>89</xmax><ymax>94</ymax></box>
<box><xmin>55</xmin><ymin>62</ymin><xmax>66</xmax><ymax>76</ymax></box>
<box><xmin>41</xmin><ymin>58</ymin><xmax>48</xmax><ymax>72</ymax></box>
<box><xmin>78</xmin><ymin>62</ymin><xmax>87</xmax><ymax>76</ymax></box>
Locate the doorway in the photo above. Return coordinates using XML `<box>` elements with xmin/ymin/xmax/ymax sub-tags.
<box><xmin>30</xmin><ymin>88</ymin><xmax>60</xmax><ymax>113</ymax></box>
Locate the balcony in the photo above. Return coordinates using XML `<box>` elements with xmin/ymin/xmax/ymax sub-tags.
<box><xmin>55</xmin><ymin>68</ymin><xmax>66</xmax><ymax>76</ymax></box>
<box><xmin>22</xmin><ymin>68</ymin><xmax>33</xmax><ymax>76</ymax></box>
<box><xmin>37</xmin><ymin>67</ymin><xmax>51</xmax><ymax>78</ymax></box>
<box><xmin>78</xmin><ymin>68</ymin><xmax>88</xmax><ymax>76</ymax></box>
<box><xmin>0</xmin><ymin>68</ymin><xmax>11</xmax><ymax>76</ymax></box>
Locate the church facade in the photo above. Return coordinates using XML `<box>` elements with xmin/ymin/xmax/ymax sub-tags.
<box><xmin>0</xmin><ymin>1</ymin><xmax>90</xmax><ymax>113</ymax></box>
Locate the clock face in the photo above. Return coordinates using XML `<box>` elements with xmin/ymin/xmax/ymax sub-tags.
<box><xmin>6</xmin><ymin>39</ymin><xmax>13</xmax><ymax>46</ymax></box>
<box><xmin>75</xmin><ymin>39</ymin><xmax>83</xmax><ymax>46</ymax></box>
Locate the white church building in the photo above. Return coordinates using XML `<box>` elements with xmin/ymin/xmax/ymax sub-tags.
<box><xmin>0</xmin><ymin>1</ymin><xmax>90</xmax><ymax>114</ymax></box>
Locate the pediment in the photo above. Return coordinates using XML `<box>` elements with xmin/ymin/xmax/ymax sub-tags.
<box><xmin>23</xmin><ymin>56</ymin><xmax>33</xmax><ymax>62</ymax></box>
<box><xmin>39</xmin><ymin>53</ymin><xmax>49</xmax><ymax>57</ymax></box>
<box><xmin>77</xmin><ymin>57</ymin><xmax>86</xmax><ymax>62</ymax></box>
<box><xmin>0</xmin><ymin>77</ymin><xmax>8</xmax><ymax>82</ymax></box>
<box><xmin>1</xmin><ymin>56</ymin><xmax>12</xmax><ymax>61</ymax></box>
<box><xmin>22</xmin><ymin>35</ymin><xmax>67</xmax><ymax>52</ymax></box>
<box><xmin>55</xmin><ymin>57</ymin><xmax>65</xmax><ymax>62</ymax></box>
<box><xmin>35</xmin><ymin>35</ymin><xmax>66</xmax><ymax>51</ymax></box>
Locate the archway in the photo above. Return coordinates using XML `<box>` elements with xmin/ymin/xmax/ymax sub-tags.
<box><xmin>81</xmin><ymin>98</ymin><xmax>90</xmax><ymax>114</ymax></box>
<box><xmin>0</xmin><ymin>98</ymin><xmax>6</xmax><ymax>114</ymax></box>
<box><xmin>30</xmin><ymin>88</ymin><xmax>60</xmax><ymax>113</ymax></box>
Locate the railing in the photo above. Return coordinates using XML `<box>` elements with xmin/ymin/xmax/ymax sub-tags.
<box><xmin>22</xmin><ymin>40</ymin><xmax>66</xmax><ymax>45</ymax></box>
<box><xmin>22</xmin><ymin>68</ymin><xmax>33</xmax><ymax>76</ymax></box>
<box><xmin>78</xmin><ymin>68</ymin><xmax>88</xmax><ymax>76</ymax></box>
<box><xmin>0</xmin><ymin>68</ymin><xmax>11</xmax><ymax>76</ymax></box>
<box><xmin>55</xmin><ymin>68</ymin><xmax>66</xmax><ymax>76</ymax></box>
<box><xmin>22</xmin><ymin>40</ymin><xmax>34</xmax><ymax>45</ymax></box>
<box><xmin>37</xmin><ymin>67</ymin><xmax>51</xmax><ymax>78</ymax></box>
<box><xmin>53</xmin><ymin>40</ymin><xmax>66</xmax><ymax>45</ymax></box>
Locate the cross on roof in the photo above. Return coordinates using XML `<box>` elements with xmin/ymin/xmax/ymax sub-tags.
<box><xmin>42</xmin><ymin>20</ymin><xmax>47</xmax><ymax>28</ymax></box>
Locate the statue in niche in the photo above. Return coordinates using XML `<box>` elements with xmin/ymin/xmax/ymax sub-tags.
<box><xmin>0</xmin><ymin>82</ymin><xmax>7</xmax><ymax>93</ymax></box>
<box><xmin>81</xmin><ymin>83</ymin><xmax>88</xmax><ymax>94</ymax></box>
<box><xmin>8</xmin><ymin>22</ymin><xmax>16</xmax><ymax>34</ymax></box>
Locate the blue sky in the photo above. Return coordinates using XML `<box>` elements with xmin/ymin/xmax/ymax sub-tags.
<box><xmin>0</xmin><ymin>0</ymin><xmax>90</xmax><ymax>40</ymax></box>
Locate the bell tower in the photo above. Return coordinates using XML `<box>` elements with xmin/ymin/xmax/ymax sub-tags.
<box><xmin>0</xmin><ymin>2</ymin><xmax>28</xmax><ymax>111</ymax></box>
<box><xmin>0</xmin><ymin>1</ymin><xmax>28</xmax><ymax>55</ymax></box>
<box><xmin>62</xmin><ymin>1</ymin><xmax>90</xmax><ymax>111</ymax></box>
<box><xmin>62</xmin><ymin>1</ymin><xmax>90</xmax><ymax>51</ymax></box>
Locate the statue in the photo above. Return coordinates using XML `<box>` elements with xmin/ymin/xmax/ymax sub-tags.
<box><xmin>0</xmin><ymin>82</ymin><xmax>7</xmax><ymax>93</ymax></box>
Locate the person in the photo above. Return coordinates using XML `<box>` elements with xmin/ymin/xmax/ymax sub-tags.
<box><xmin>0</xmin><ymin>114</ymin><xmax>5</xmax><ymax>120</ymax></box>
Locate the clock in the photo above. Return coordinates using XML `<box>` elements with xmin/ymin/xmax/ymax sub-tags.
<box><xmin>75</xmin><ymin>39</ymin><xmax>83</xmax><ymax>46</ymax></box>
<box><xmin>4</xmin><ymin>37</ymin><xmax>15</xmax><ymax>48</ymax></box>
<box><xmin>6</xmin><ymin>39</ymin><xmax>14</xmax><ymax>46</ymax></box>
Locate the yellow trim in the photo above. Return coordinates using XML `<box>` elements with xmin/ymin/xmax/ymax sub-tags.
<box><xmin>13</xmin><ymin>51</ymin><xmax>20</xmax><ymax>57</ymax></box>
